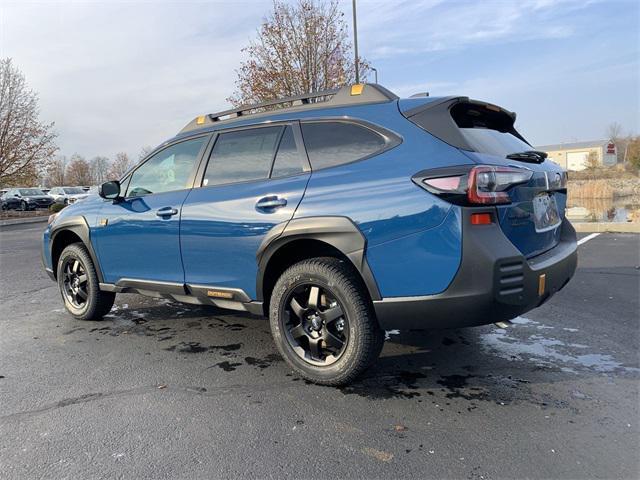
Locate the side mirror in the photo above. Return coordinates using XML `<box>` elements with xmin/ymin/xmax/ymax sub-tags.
<box><xmin>99</xmin><ymin>180</ymin><xmax>121</xmax><ymax>200</ymax></box>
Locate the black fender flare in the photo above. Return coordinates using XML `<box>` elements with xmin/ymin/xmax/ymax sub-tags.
<box><xmin>255</xmin><ymin>216</ymin><xmax>381</xmax><ymax>303</ymax></box>
<box><xmin>49</xmin><ymin>215</ymin><xmax>104</xmax><ymax>283</ymax></box>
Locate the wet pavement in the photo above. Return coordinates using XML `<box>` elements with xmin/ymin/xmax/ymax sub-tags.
<box><xmin>0</xmin><ymin>224</ymin><xmax>638</xmax><ymax>479</ymax></box>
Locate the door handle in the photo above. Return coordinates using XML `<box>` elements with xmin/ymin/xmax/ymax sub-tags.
<box><xmin>156</xmin><ymin>207</ymin><xmax>178</xmax><ymax>217</ymax></box>
<box><xmin>255</xmin><ymin>196</ymin><xmax>287</xmax><ymax>210</ymax></box>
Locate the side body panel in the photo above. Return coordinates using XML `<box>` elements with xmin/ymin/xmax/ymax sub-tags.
<box><xmin>92</xmin><ymin>190</ymin><xmax>191</xmax><ymax>284</ymax></box>
<box><xmin>180</xmin><ymin>174</ymin><xmax>310</xmax><ymax>298</ymax></box>
<box><xmin>292</xmin><ymin>102</ymin><xmax>470</xmax><ymax>297</ymax></box>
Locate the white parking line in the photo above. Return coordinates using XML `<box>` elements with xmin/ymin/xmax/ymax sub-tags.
<box><xmin>577</xmin><ymin>232</ymin><xmax>601</xmax><ymax>246</ymax></box>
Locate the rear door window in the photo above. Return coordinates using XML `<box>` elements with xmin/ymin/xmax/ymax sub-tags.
<box><xmin>203</xmin><ymin>126</ymin><xmax>282</xmax><ymax>187</ymax></box>
<box><xmin>301</xmin><ymin>121</ymin><xmax>387</xmax><ymax>170</ymax></box>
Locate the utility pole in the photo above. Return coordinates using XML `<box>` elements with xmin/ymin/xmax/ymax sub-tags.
<box><xmin>352</xmin><ymin>0</ymin><xmax>359</xmax><ymax>84</ymax></box>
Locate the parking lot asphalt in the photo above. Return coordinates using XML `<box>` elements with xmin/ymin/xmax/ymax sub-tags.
<box><xmin>0</xmin><ymin>224</ymin><xmax>638</xmax><ymax>479</ymax></box>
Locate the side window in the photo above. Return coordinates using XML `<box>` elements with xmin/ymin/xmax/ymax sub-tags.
<box><xmin>203</xmin><ymin>126</ymin><xmax>282</xmax><ymax>187</ymax></box>
<box><xmin>271</xmin><ymin>126</ymin><xmax>303</xmax><ymax>178</ymax></box>
<box><xmin>126</xmin><ymin>137</ymin><xmax>205</xmax><ymax>197</ymax></box>
<box><xmin>301</xmin><ymin>121</ymin><xmax>386</xmax><ymax>170</ymax></box>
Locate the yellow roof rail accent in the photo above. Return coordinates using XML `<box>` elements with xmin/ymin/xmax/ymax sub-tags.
<box><xmin>196</xmin><ymin>115</ymin><xmax>206</xmax><ymax>125</ymax></box>
<box><xmin>350</xmin><ymin>84</ymin><xmax>364</xmax><ymax>96</ymax></box>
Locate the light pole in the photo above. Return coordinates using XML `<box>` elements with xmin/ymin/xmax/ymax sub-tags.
<box><xmin>352</xmin><ymin>0</ymin><xmax>359</xmax><ymax>84</ymax></box>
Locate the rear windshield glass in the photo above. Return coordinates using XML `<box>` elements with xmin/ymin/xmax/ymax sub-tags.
<box><xmin>459</xmin><ymin>128</ymin><xmax>532</xmax><ymax>157</ymax></box>
<box><xmin>63</xmin><ymin>187</ymin><xmax>85</xmax><ymax>194</ymax></box>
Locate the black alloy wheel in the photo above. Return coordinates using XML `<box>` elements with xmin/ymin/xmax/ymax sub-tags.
<box><xmin>282</xmin><ymin>283</ymin><xmax>349</xmax><ymax>366</ymax></box>
<box><xmin>61</xmin><ymin>257</ymin><xmax>89</xmax><ymax>309</ymax></box>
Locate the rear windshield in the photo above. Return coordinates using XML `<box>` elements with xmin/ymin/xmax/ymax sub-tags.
<box><xmin>459</xmin><ymin>128</ymin><xmax>532</xmax><ymax>157</ymax></box>
<box><xmin>63</xmin><ymin>187</ymin><xmax>85</xmax><ymax>194</ymax></box>
<box><xmin>407</xmin><ymin>100</ymin><xmax>533</xmax><ymax>157</ymax></box>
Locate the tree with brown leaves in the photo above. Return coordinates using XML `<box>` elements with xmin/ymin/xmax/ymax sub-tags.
<box><xmin>228</xmin><ymin>0</ymin><xmax>368</xmax><ymax>106</ymax></box>
<box><xmin>66</xmin><ymin>154</ymin><xmax>92</xmax><ymax>185</ymax></box>
<box><xmin>0</xmin><ymin>58</ymin><xmax>57</xmax><ymax>186</ymax></box>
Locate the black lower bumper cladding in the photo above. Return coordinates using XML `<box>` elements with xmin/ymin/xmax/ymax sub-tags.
<box><xmin>373</xmin><ymin>208</ymin><xmax>577</xmax><ymax>330</ymax></box>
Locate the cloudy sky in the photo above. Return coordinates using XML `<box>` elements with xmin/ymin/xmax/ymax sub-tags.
<box><xmin>1</xmin><ymin>0</ymin><xmax>638</xmax><ymax>160</ymax></box>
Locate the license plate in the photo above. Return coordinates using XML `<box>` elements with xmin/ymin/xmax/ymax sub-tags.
<box><xmin>532</xmin><ymin>193</ymin><xmax>561</xmax><ymax>232</ymax></box>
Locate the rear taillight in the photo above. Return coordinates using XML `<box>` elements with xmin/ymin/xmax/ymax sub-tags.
<box><xmin>415</xmin><ymin>165</ymin><xmax>533</xmax><ymax>205</ymax></box>
<box><xmin>467</xmin><ymin>166</ymin><xmax>532</xmax><ymax>204</ymax></box>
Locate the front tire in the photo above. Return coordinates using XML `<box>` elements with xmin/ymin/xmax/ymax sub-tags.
<box><xmin>20</xmin><ymin>201</ymin><xmax>28</xmax><ymax>211</ymax></box>
<box><xmin>56</xmin><ymin>243</ymin><xmax>115</xmax><ymax>321</ymax></box>
<box><xmin>269</xmin><ymin>257</ymin><xmax>384</xmax><ymax>386</ymax></box>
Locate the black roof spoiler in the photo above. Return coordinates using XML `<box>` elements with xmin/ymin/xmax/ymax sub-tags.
<box><xmin>179</xmin><ymin>83</ymin><xmax>398</xmax><ymax>134</ymax></box>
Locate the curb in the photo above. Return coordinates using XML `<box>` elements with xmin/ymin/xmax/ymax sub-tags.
<box><xmin>571</xmin><ymin>222</ymin><xmax>640</xmax><ymax>233</ymax></box>
<box><xmin>0</xmin><ymin>216</ymin><xmax>49</xmax><ymax>227</ymax></box>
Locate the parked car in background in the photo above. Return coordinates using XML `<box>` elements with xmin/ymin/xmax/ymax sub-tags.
<box><xmin>49</xmin><ymin>186</ymin><xmax>90</xmax><ymax>205</ymax></box>
<box><xmin>1</xmin><ymin>191</ymin><xmax>21</xmax><ymax>210</ymax></box>
<box><xmin>4</xmin><ymin>188</ymin><xmax>54</xmax><ymax>210</ymax></box>
<box><xmin>43</xmin><ymin>83</ymin><xmax>577</xmax><ymax>385</ymax></box>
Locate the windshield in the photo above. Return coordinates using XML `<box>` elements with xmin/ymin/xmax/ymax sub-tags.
<box><xmin>19</xmin><ymin>189</ymin><xmax>45</xmax><ymax>196</ymax></box>
<box><xmin>63</xmin><ymin>187</ymin><xmax>85</xmax><ymax>194</ymax></box>
<box><xmin>459</xmin><ymin>128</ymin><xmax>532</xmax><ymax>157</ymax></box>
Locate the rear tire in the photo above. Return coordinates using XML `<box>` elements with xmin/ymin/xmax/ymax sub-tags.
<box><xmin>269</xmin><ymin>257</ymin><xmax>384</xmax><ymax>386</ymax></box>
<box><xmin>56</xmin><ymin>243</ymin><xmax>115</xmax><ymax>321</ymax></box>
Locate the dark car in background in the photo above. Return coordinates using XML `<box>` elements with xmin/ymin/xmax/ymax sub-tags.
<box><xmin>3</xmin><ymin>188</ymin><xmax>55</xmax><ymax>211</ymax></box>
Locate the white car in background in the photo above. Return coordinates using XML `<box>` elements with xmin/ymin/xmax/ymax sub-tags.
<box><xmin>48</xmin><ymin>186</ymin><xmax>90</xmax><ymax>205</ymax></box>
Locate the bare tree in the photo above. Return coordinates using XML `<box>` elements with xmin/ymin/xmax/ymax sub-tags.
<box><xmin>0</xmin><ymin>58</ymin><xmax>57</xmax><ymax>185</ymax></box>
<box><xmin>66</xmin><ymin>154</ymin><xmax>92</xmax><ymax>185</ymax></box>
<box><xmin>606</xmin><ymin>122</ymin><xmax>623</xmax><ymax>141</ymax></box>
<box><xmin>89</xmin><ymin>156</ymin><xmax>110</xmax><ymax>184</ymax></box>
<box><xmin>228</xmin><ymin>0</ymin><xmax>369</xmax><ymax>106</ymax></box>
<box><xmin>108</xmin><ymin>152</ymin><xmax>131</xmax><ymax>180</ymax></box>
<box><xmin>47</xmin><ymin>156</ymin><xmax>67</xmax><ymax>186</ymax></box>
<box><xmin>138</xmin><ymin>146</ymin><xmax>153</xmax><ymax>161</ymax></box>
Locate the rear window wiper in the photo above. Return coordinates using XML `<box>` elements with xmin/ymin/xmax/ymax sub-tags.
<box><xmin>506</xmin><ymin>150</ymin><xmax>548</xmax><ymax>163</ymax></box>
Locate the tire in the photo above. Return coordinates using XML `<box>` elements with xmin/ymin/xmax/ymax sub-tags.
<box><xmin>269</xmin><ymin>257</ymin><xmax>384</xmax><ymax>386</ymax></box>
<box><xmin>20</xmin><ymin>201</ymin><xmax>28</xmax><ymax>211</ymax></box>
<box><xmin>56</xmin><ymin>243</ymin><xmax>115</xmax><ymax>321</ymax></box>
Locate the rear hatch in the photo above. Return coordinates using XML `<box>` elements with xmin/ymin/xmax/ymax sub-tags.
<box><xmin>402</xmin><ymin>97</ymin><xmax>567</xmax><ymax>258</ymax></box>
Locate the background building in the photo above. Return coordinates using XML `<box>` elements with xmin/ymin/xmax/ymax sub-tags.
<box><xmin>536</xmin><ymin>140</ymin><xmax>618</xmax><ymax>171</ymax></box>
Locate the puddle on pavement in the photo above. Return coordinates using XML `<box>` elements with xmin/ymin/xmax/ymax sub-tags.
<box><xmin>479</xmin><ymin>316</ymin><xmax>639</xmax><ymax>374</ymax></box>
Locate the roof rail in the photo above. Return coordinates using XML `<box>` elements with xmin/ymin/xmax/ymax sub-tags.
<box><xmin>180</xmin><ymin>83</ymin><xmax>398</xmax><ymax>134</ymax></box>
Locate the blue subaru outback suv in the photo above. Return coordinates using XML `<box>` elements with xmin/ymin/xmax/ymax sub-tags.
<box><xmin>43</xmin><ymin>84</ymin><xmax>577</xmax><ymax>385</ymax></box>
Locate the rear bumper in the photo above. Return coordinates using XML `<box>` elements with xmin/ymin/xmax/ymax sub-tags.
<box><xmin>373</xmin><ymin>208</ymin><xmax>577</xmax><ymax>330</ymax></box>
